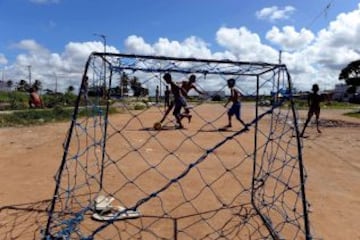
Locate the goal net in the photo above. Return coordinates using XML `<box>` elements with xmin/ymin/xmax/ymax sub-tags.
<box><xmin>43</xmin><ymin>52</ymin><xmax>311</xmax><ymax>239</ymax></box>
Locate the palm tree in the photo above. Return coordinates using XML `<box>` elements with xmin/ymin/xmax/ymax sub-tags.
<box><xmin>17</xmin><ymin>79</ymin><xmax>30</xmax><ymax>92</ymax></box>
<box><xmin>32</xmin><ymin>79</ymin><xmax>42</xmax><ymax>92</ymax></box>
<box><xmin>67</xmin><ymin>85</ymin><xmax>75</xmax><ymax>93</ymax></box>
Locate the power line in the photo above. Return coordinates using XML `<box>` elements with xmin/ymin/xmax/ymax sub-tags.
<box><xmin>305</xmin><ymin>0</ymin><xmax>334</xmax><ymax>29</ymax></box>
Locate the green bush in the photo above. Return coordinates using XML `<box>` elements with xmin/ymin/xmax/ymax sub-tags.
<box><xmin>0</xmin><ymin>108</ymin><xmax>71</xmax><ymax>127</ymax></box>
<box><xmin>0</xmin><ymin>91</ymin><xmax>28</xmax><ymax>110</ymax></box>
<box><xmin>42</xmin><ymin>92</ymin><xmax>77</xmax><ymax>108</ymax></box>
<box><xmin>1</xmin><ymin>91</ymin><xmax>78</xmax><ymax>110</ymax></box>
<box><xmin>134</xmin><ymin>102</ymin><xmax>147</xmax><ymax>110</ymax></box>
<box><xmin>344</xmin><ymin>111</ymin><xmax>360</xmax><ymax>118</ymax></box>
<box><xmin>0</xmin><ymin>105</ymin><xmax>119</xmax><ymax>128</ymax></box>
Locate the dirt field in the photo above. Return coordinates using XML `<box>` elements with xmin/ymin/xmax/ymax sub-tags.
<box><xmin>0</xmin><ymin>103</ymin><xmax>359</xmax><ymax>239</ymax></box>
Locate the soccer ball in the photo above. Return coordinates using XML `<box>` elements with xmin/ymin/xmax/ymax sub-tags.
<box><xmin>153</xmin><ymin>122</ymin><xmax>162</xmax><ymax>130</ymax></box>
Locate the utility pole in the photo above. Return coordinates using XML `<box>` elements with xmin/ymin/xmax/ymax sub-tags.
<box><xmin>28</xmin><ymin>65</ymin><xmax>32</xmax><ymax>86</ymax></box>
<box><xmin>278</xmin><ymin>50</ymin><xmax>282</xmax><ymax>64</ymax></box>
<box><xmin>94</xmin><ymin>33</ymin><xmax>107</xmax><ymax>96</ymax></box>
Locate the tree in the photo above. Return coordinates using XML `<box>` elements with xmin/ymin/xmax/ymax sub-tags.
<box><xmin>17</xmin><ymin>79</ymin><xmax>30</xmax><ymax>92</ymax></box>
<box><xmin>130</xmin><ymin>76</ymin><xmax>148</xmax><ymax>97</ymax></box>
<box><xmin>130</xmin><ymin>76</ymin><xmax>143</xmax><ymax>97</ymax></box>
<box><xmin>64</xmin><ymin>85</ymin><xmax>76</xmax><ymax>106</ymax></box>
<box><xmin>339</xmin><ymin>59</ymin><xmax>360</xmax><ymax>94</ymax></box>
<box><xmin>67</xmin><ymin>85</ymin><xmax>75</xmax><ymax>93</ymax></box>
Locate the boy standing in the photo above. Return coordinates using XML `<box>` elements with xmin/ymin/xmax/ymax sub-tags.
<box><xmin>300</xmin><ymin>84</ymin><xmax>322</xmax><ymax>137</ymax></box>
<box><xmin>29</xmin><ymin>87</ymin><xmax>44</xmax><ymax>108</ymax></box>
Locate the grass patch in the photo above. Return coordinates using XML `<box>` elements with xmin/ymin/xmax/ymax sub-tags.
<box><xmin>322</xmin><ymin>101</ymin><xmax>360</xmax><ymax>109</ymax></box>
<box><xmin>0</xmin><ymin>106</ymin><xmax>119</xmax><ymax>128</ymax></box>
<box><xmin>344</xmin><ymin>111</ymin><xmax>360</xmax><ymax>119</ymax></box>
<box><xmin>289</xmin><ymin>99</ymin><xmax>360</xmax><ymax>110</ymax></box>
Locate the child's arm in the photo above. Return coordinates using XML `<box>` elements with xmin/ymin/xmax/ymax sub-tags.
<box><xmin>224</xmin><ymin>88</ymin><xmax>233</xmax><ymax>107</ymax></box>
<box><xmin>224</xmin><ymin>94</ymin><xmax>231</xmax><ymax>107</ymax></box>
<box><xmin>235</xmin><ymin>87</ymin><xmax>243</xmax><ymax>97</ymax></box>
<box><xmin>192</xmin><ymin>85</ymin><xmax>203</xmax><ymax>95</ymax></box>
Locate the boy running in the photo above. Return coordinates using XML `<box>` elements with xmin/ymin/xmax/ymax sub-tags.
<box><xmin>224</xmin><ymin>78</ymin><xmax>247</xmax><ymax>129</ymax></box>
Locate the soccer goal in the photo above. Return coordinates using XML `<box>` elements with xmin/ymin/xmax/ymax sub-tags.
<box><xmin>42</xmin><ymin>52</ymin><xmax>311</xmax><ymax>239</ymax></box>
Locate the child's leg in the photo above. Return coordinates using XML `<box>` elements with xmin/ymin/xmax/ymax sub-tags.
<box><xmin>315</xmin><ymin>111</ymin><xmax>321</xmax><ymax>133</ymax></box>
<box><xmin>226</xmin><ymin>104</ymin><xmax>236</xmax><ymax>128</ymax></box>
<box><xmin>235</xmin><ymin>104</ymin><xmax>247</xmax><ymax>127</ymax></box>
<box><xmin>300</xmin><ymin>111</ymin><xmax>313</xmax><ymax>136</ymax></box>
<box><xmin>173</xmin><ymin>101</ymin><xmax>184</xmax><ymax>128</ymax></box>
<box><xmin>180</xmin><ymin>97</ymin><xmax>192</xmax><ymax>123</ymax></box>
<box><xmin>175</xmin><ymin>115</ymin><xmax>184</xmax><ymax>128</ymax></box>
<box><xmin>227</xmin><ymin>113</ymin><xmax>232</xmax><ymax>128</ymax></box>
<box><xmin>160</xmin><ymin>101</ymin><xmax>174</xmax><ymax>123</ymax></box>
<box><xmin>181</xmin><ymin>108</ymin><xmax>192</xmax><ymax>122</ymax></box>
<box><xmin>300</xmin><ymin>119</ymin><xmax>309</xmax><ymax>137</ymax></box>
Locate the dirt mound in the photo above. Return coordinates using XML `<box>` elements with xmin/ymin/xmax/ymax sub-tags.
<box><xmin>321</xmin><ymin>119</ymin><xmax>360</xmax><ymax>128</ymax></box>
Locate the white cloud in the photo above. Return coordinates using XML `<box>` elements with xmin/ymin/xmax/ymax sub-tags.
<box><xmin>4</xmin><ymin>4</ymin><xmax>360</xmax><ymax>93</ymax></box>
<box><xmin>261</xmin><ymin>5</ymin><xmax>360</xmax><ymax>90</ymax></box>
<box><xmin>295</xmin><ymin>5</ymin><xmax>360</xmax><ymax>82</ymax></box>
<box><xmin>0</xmin><ymin>53</ymin><xmax>8</xmax><ymax>65</ymax></box>
<box><xmin>125</xmin><ymin>35</ymin><xmax>154</xmax><ymax>55</ymax></box>
<box><xmin>216</xmin><ymin>26</ymin><xmax>278</xmax><ymax>62</ymax></box>
<box><xmin>311</xmin><ymin>5</ymin><xmax>360</xmax><ymax>67</ymax></box>
<box><xmin>256</xmin><ymin>6</ymin><xmax>295</xmax><ymax>21</ymax></box>
<box><xmin>124</xmin><ymin>35</ymin><xmax>212</xmax><ymax>58</ymax></box>
<box><xmin>266</xmin><ymin>26</ymin><xmax>315</xmax><ymax>51</ymax></box>
<box><xmin>5</xmin><ymin>40</ymin><xmax>119</xmax><ymax>91</ymax></box>
<box><xmin>13</xmin><ymin>39</ymin><xmax>50</xmax><ymax>59</ymax></box>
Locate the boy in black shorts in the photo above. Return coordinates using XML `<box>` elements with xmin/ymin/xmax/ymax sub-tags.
<box><xmin>300</xmin><ymin>84</ymin><xmax>322</xmax><ymax>137</ymax></box>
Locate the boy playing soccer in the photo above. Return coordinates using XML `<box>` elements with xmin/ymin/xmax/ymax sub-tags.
<box><xmin>161</xmin><ymin>73</ymin><xmax>190</xmax><ymax>129</ymax></box>
<box><xmin>224</xmin><ymin>78</ymin><xmax>247</xmax><ymax>129</ymax></box>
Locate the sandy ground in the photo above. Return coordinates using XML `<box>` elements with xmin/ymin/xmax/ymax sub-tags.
<box><xmin>0</xmin><ymin>103</ymin><xmax>359</xmax><ymax>239</ymax></box>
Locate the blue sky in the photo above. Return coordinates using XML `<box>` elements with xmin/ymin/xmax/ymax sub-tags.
<box><xmin>1</xmin><ymin>0</ymin><xmax>360</xmax><ymax>92</ymax></box>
